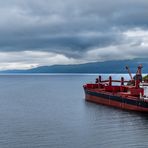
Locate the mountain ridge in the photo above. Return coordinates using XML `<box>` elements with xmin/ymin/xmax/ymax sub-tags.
<box><xmin>1</xmin><ymin>58</ymin><xmax>148</xmax><ymax>73</ymax></box>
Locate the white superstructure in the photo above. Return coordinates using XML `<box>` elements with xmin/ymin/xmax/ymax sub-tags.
<box><xmin>140</xmin><ymin>82</ymin><xmax>148</xmax><ymax>100</ymax></box>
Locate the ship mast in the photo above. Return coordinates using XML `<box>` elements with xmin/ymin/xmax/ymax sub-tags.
<box><xmin>135</xmin><ymin>64</ymin><xmax>143</xmax><ymax>82</ymax></box>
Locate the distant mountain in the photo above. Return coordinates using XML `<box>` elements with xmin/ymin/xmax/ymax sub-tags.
<box><xmin>2</xmin><ymin>58</ymin><xmax>148</xmax><ymax>73</ymax></box>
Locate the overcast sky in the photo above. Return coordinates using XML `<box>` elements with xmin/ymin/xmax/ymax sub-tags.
<box><xmin>0</xmin><ymin>0</ymin><xmax>148</xmax><ymax>70</ymax></box>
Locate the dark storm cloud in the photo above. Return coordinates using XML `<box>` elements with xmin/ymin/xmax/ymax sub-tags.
<box><xmin>0</xmin><ymin>32</ymin><xmax>122</xmax><ymax>58</ymax></box>
<box><xmin>0</xmin><ymin>0</ymin><xmax>148</xmax><ymax>58</ymax></box>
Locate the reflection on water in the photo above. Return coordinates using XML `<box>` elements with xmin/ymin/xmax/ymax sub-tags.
<box><xmin>0</xmin><ymin>74</ymin><xmax>147</xmax><ymax>148</ymax></box>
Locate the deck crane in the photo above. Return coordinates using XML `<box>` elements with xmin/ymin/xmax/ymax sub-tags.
<box><xmin>126</xmin><ymin>64</ymin><xmax>143</xmax><ymax>85</ymax></box>
<box><xmin>125</xmin><ymin>65</ymin><xmax>133</xmax><ymax>80</ymax></box>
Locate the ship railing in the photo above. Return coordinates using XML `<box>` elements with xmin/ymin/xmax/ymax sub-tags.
<box><xmin>101</xmin><ymin>80</ymin><xmax>129</xmax><ymax>83</ymax></box>
<box><xmin>97</xmin><ymin>75</ymin><xmax>129</xmax><ymax>86</ymax></box>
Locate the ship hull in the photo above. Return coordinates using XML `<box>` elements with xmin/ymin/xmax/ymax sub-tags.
<box><xmin>84</xmin><ymin>89</ymin><xmax>148</xmax><ymax>112</ymax></box>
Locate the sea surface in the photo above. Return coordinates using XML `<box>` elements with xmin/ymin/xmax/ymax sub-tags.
<box><xmin>0</xmin><ymin>74</ymin><xmax>148</xmax><ymax>148</ymax></box>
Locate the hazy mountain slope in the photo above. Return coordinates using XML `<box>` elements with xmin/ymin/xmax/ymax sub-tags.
<box><xmin>2</xmin><ymin>58</ymin><xmax>148</xmax><ymax>73</ymax></box>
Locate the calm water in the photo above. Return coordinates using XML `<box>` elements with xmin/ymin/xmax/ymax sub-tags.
<box><xmin>0</xmin><ymin>74</ymin><xmax>148</xmax><ymax>148</ymax></box>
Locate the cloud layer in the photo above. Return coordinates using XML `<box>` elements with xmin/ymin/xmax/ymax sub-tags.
<box><xmin>0</xmin><ymin>0</ymin><xmax>148</xmax><ymax>69</ymax></box>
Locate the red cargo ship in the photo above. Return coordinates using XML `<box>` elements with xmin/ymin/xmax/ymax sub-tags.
<box><xmin>83</xmin><ymin>65</ymin><xmax>148</xmax><ymax>112</ymax></box>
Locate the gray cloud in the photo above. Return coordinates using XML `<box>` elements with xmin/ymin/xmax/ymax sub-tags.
<box><xmin>0</xmin><ymin>0</ymin><xmax>148</xmax><ymax>69</ymax></box>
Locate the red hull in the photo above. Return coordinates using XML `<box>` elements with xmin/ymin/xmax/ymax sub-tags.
<box><xmin>85</xmin><ymin>93</ymin><xmax>148</xmax><ymax>112</ymax></box>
